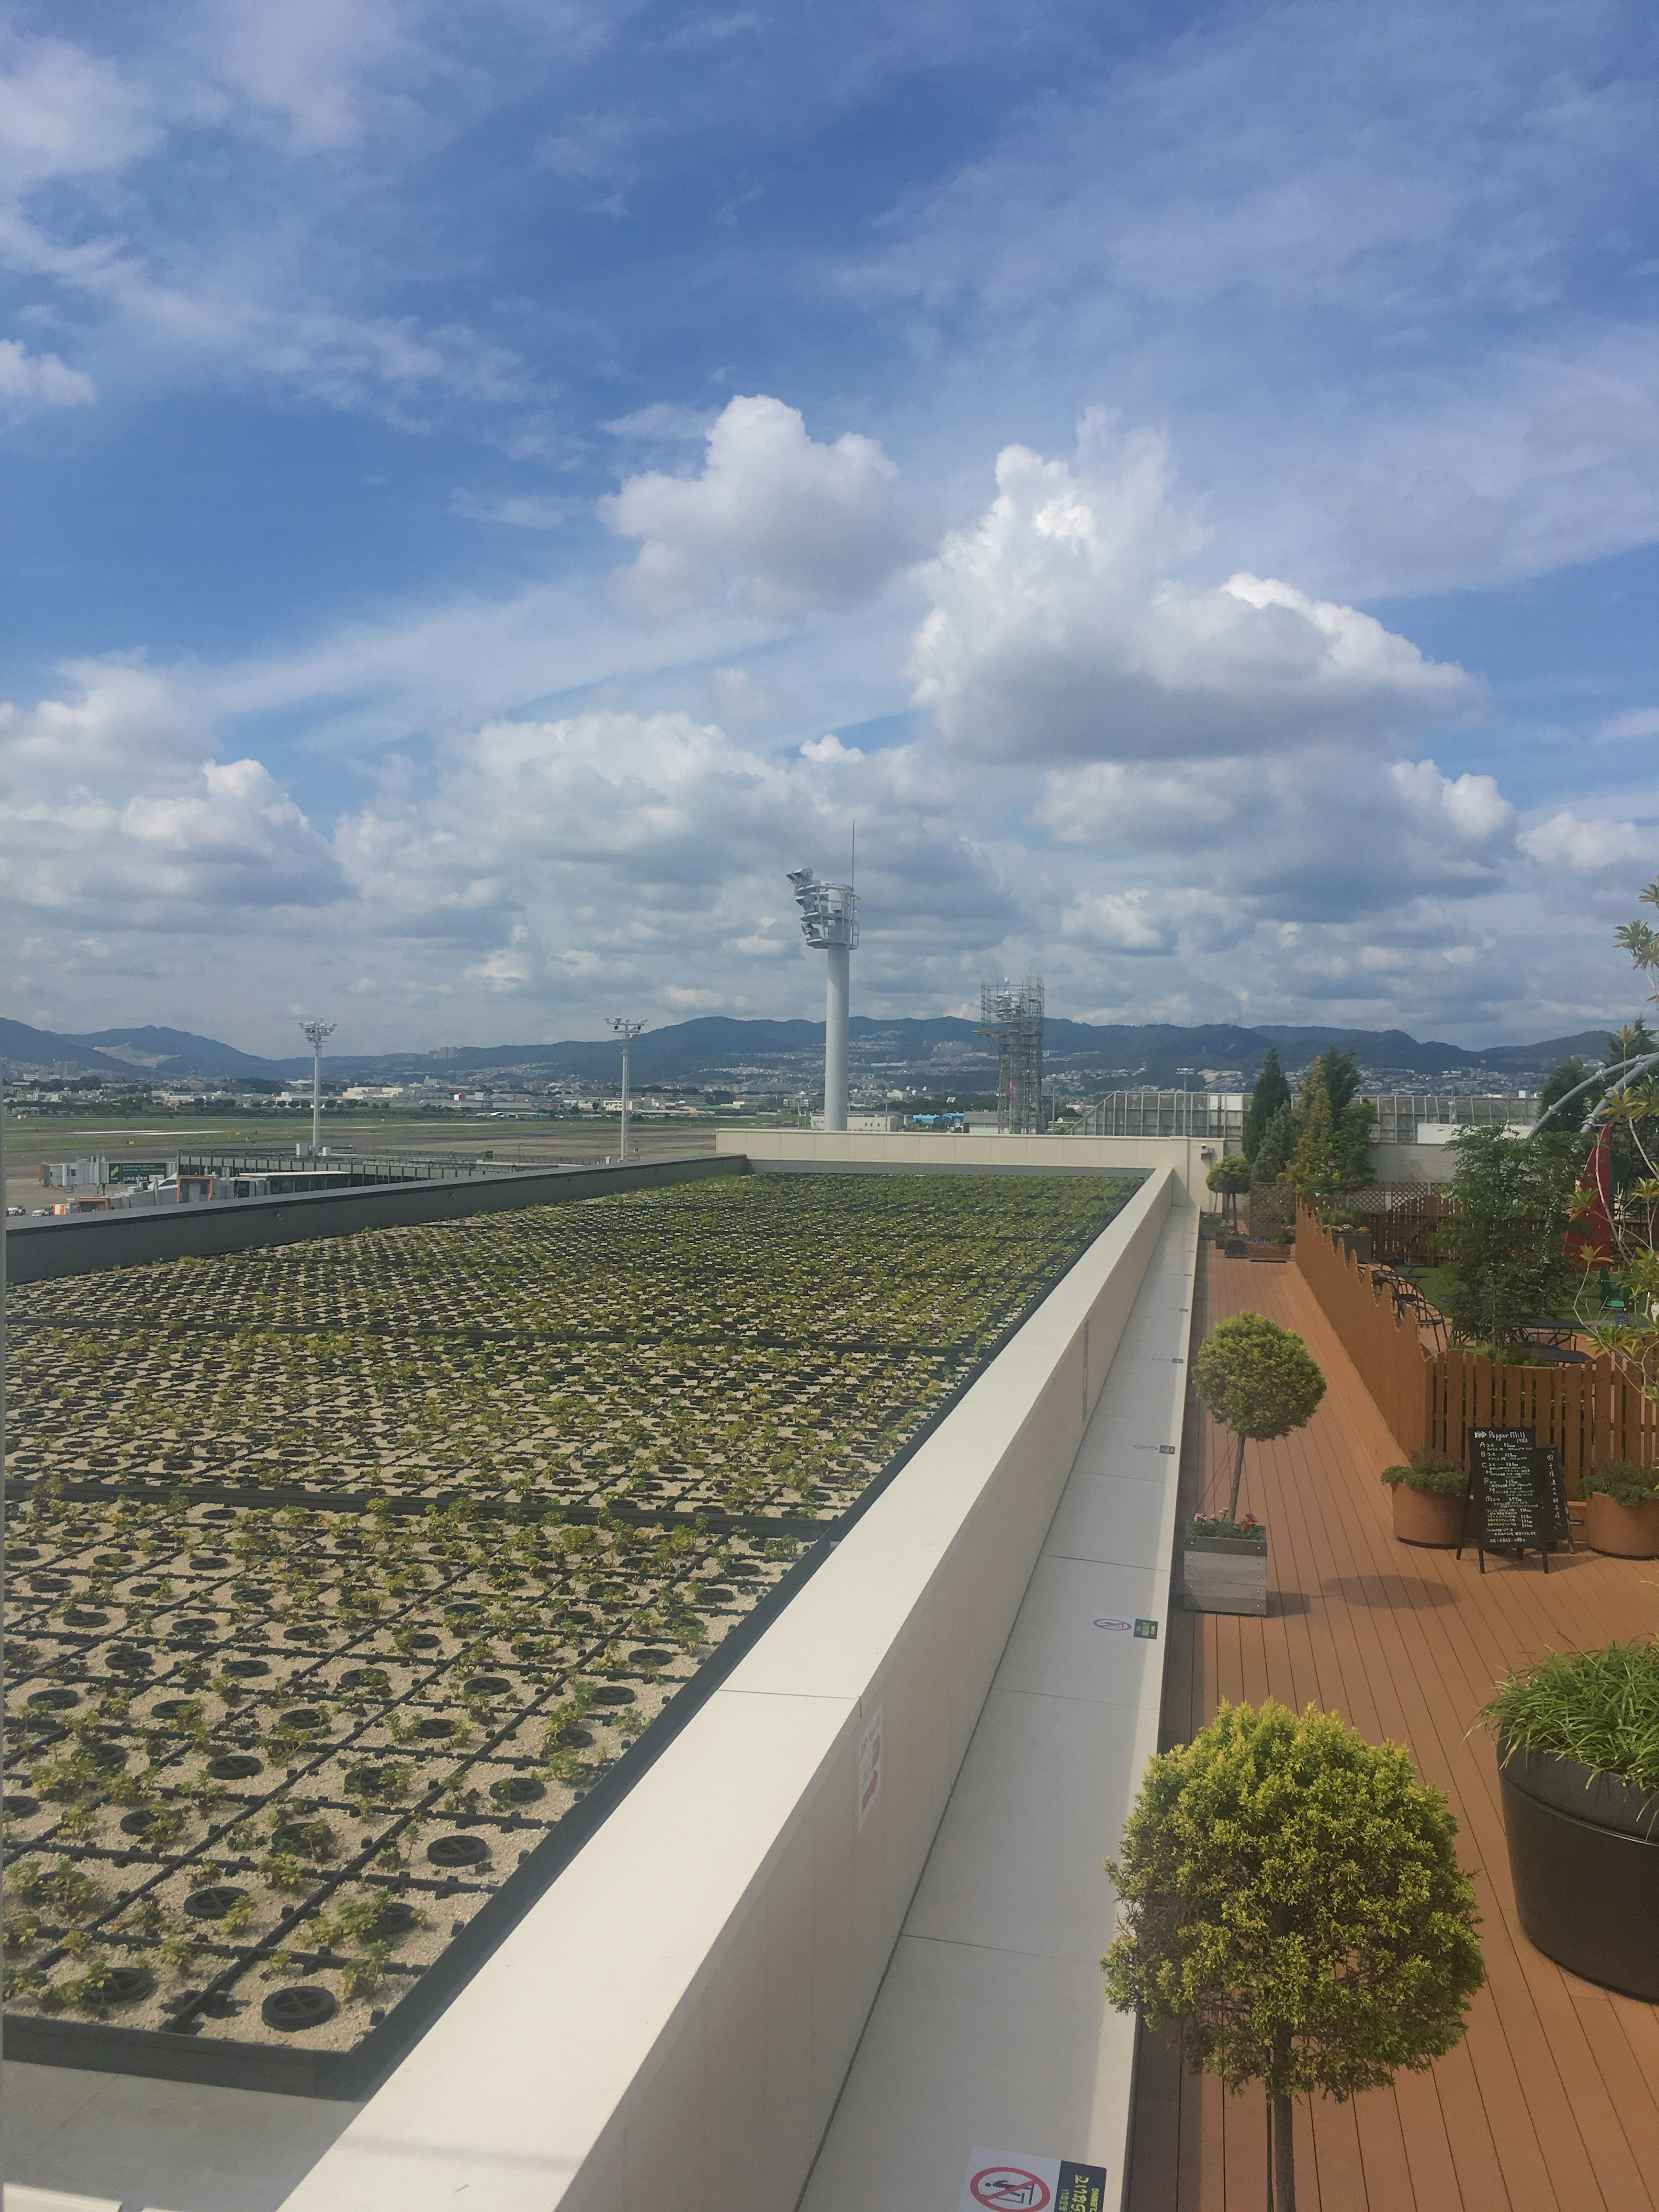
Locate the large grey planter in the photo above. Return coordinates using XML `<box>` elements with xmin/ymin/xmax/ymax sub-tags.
<box><xmin>1183</xmin><ymin>1533</ymin><xmax>1268</xmax><ymax>1616</ymax></box>
<box><xmin>1498</xmin><ymin>1737</ymin><xmax>1659</xmax><ymax>2000</ymax></box>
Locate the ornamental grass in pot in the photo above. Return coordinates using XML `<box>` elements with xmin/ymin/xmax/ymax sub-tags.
<box><xmin>1482</xmin><ymin>1640</ymin><xmax>1659</xmax><ymax>2001</ymax></box>
<box><xmin>1380</xmin><ymin>1449</ymin><xmax>1467</xmax><ymax>1548</ymax></box>
<box><xmin>1579</xmin><ymin>1458</ymin><xmax>1659</xmax><ymax>1559</ymax></box>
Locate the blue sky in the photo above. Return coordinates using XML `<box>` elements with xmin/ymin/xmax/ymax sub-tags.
<box><xmin>2</xmin><ymin>0</ymin><xmax>1656</xmax><ymax>1053</ymax></box>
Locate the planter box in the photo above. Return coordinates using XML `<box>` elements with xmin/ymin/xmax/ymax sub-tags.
<box><xmin>1333</xmin><ymin>1229</ymin><xmax>1373</xmax><ymax>1264</ymax></box>
<box><xmin>1184</xmin><ymin>1534</ymin><xmax>1268</xmax><ymax>1616</ymax></box>
<box><xmin>1498</xmin><ymin>1739</ymin><xmax>1659</xmax><ymax>2001</ymax></box>
<box><xmin>1247</xmin><ymin>1243</ymin><xmax>1292</xmax><ymax>1264</ymax></box>
<box><xmin>1390</xmin><ymin>1484</ymin><xmax>1467</xmax><ymax>1548</ymax></box>
<box><xmin>1584</xmin><ymin>1491</ymin><xmax>1659</xmax><ymax>1559</ymax></box>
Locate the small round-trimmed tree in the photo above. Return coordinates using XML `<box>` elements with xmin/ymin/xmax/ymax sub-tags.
<box><xmin>1192</xmin><ymin>1311</ymin><xmax>1325</xmax><ymax>1524</ymax></box>
<box><xmin>1104</xmin><ymin>1700</ymin><xmax>1484</xmax><ymax>2212</ymax></box>
<box><xmin>1206</xmin><ymin>1155</ymin><xmax>1252</xmax><ymax>1226</ymax></box>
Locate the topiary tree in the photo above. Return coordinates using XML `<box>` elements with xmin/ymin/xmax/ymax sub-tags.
<box><xmin>1192</xmin><ymin>1310</ymin><xmax>1325</xmax><ymax>1522</ymax></box>
<box><xmin>1103</xmin><ymin>1699</ymin><xmax>1484</xmax><ymax>2212</ymax></box>
<box><xmin>1207</xmin><ymin>1155</ymin><xmax>1252</xmax><ymax>1226</ymax></box>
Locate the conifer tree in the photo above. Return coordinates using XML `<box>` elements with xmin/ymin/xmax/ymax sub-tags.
<box><xmin>1242</xmin><ymin>1047</ymin><xmax>1290</xmax><ymax>1163</ymax></box>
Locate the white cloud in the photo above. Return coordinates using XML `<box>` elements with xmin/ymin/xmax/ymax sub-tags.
<box><xmin>1518</xmin><ymin>811</ymin><xmax>1653</xmax><ymax>876</ymax></box>
<box><xmin>907</xmin><ymin>419</ymin><xmax>1475</xmax><ymax>760</ymax></box>
<box><xmin>600</xmin><ymin>394</ymin><xmax>924</xmax><ymax>619</ymax></box>
<box><xmin>0</xmin><ymin>666</ymin><xmax>342</xmax><ymax>924</ymax></box>
<box><xmin>206</xmin><ymin>0</ymin><xmax>402</xmax><ymax>152</ymax></box>
<box><xmin>1390</xmin><ymin>759</ymin><xmax>1514</xmax><ymax>842</ymax></box>
<box><xmin>0</xmin><ymin>337</ymin><xmax>94</xmax><ymax>410</ymax></box>
<box><xmin>1599</xmin><ymin>708</ymin><xmax>1659</xmax><ymax>744</ymax></box>
<box><xmin>1059</xmin><ymin>889</ymin><xmax>1175</xmax><ymax>955</ymax></box>
<box><xmin>0</xmin><ymin>38</ymin><xmax>159</xmax><ymax>188</ymax></box>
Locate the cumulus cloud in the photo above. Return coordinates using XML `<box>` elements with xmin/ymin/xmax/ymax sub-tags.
<box><xmin>1389</xmin><ymin>759</ymin><xmax>1514</xmax><ymax>843</ymax></box>
<box><xmin>1518</xmin><ymin>811</ymin><xmax>1653</xmax><ymax>876</ymax></box>
<box><xmin>600</xmin><ymin>395</ymin><xmax>924</xmax><ymax>620</ymax></box>
<box><xmin>908</xmin><ymin>420</ymin><xmax>1477</xmax><ymax>760</ymax></box>
<box><xmin>0</xmin><ymin>665</ymin><xmax>342</xmax><ymax>926</ymax></box>
<box><xmin>1059</xmin><ymin>888</ymin><xmax>1176</xmax><ymax>955</ymax></box>
<box><xmin>0</xmin><ymin>337</ymin><xmax>94</xmax><ymax>410</ymax></box>
<box><xmin>329</xmin><ymin>705</ymin><xmax>1016</xmax><ymax>1010</ymax></box>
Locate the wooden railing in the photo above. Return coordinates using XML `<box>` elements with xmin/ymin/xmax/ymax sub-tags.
<box><xmin>1295</xmin><ymin>1208</ymin><xmax>1658</xmax><ymax>1487</ymax></box>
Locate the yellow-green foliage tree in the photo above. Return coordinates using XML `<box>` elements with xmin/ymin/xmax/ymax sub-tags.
<box><xmin>1104</xmin><ymin>1700</ymin><xmax>1484</xmax><ymax>2212</ymax></box>
<box><xmin>1192</xmin><ymin>1311</ymin><xmax>1325</xmax><ymax>1523</ymax></box>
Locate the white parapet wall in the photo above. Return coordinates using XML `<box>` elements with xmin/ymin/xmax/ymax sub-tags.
<box><xmin>278</xmin><ymin>1167</ymin><xmax>1178</xmax><ymax>2212</ymax></box>
<box><xmin>719</xmin><ymin>1124</ymin><xmax>1223</xmax><ymax>1200</ymax></box>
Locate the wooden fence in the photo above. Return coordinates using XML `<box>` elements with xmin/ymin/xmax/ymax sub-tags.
<box><xmin>1295</xmin><ymin>1204</ymin><xmax>1431</xmax><ymax>1457</ymax></box>
<box><xmin>1337</xmin><ymin>1183</ymin><xmax>1456</xmax><ymax>1267</ymax></box>
<box><xmin>1295</xmin><ymin>1208</ymin><xmax>1658</xmax><ymax>1486</ymax></box>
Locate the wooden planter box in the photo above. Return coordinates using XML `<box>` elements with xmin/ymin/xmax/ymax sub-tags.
<box><xmin>1247</xmin><ymin>1243</ymin><xmax>1292</xmax><ymax>1264</ymax></box>
<box><xmin>1499</xmin><ymin>1739</ymin><xmax>1659</xmax><ymax>2001</ymax></box>
<box><xmin>1183</xmin><ymin>1533</ymin><xmax>1268</xmax><ymax>1616</ymax></box>
<box><xmin>1584</xmin><ymin>1491</ymin><xmax>1659</xmax><ymax>1559</ymax></box>
<box><xmin>1390</xmin><ymin>1484</ymin><xmax>1467</xmax><ymax>1548</ymax></box>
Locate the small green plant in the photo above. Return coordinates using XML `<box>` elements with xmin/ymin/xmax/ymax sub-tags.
<box><xmin>340</xmin><ymin>1941</ymin><xmax>390</xmax><ymax>2000</ymax></box>
<box><xmin>1379</xmin><ymin>1449</ymin><xmax>1466</xmax><ymax>1498</ymax></box>
<box><xmin>1104</xmin><ymin>1699</ymin><xmax>1484</xmax><ymax>2212</ymax></box>
<box><xmin>1578</xmin><ymin>1458</ymin><xmax>1659</xmax><ymax>1507</ymax></box>
<box><xmin>1481</xmin><ymin>1640</ymin><xmax>1659</xmax><ymax>1795</ymax></box>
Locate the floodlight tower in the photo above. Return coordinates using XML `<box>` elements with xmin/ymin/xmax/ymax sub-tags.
<box><xmin>299</xmin><ymin>1018</ymin><xmax>336</xmax><ymax>1155</ymax></box>
<box><xmin>609</xmin><ymin>1017</ymin><xmax>645</xmax><ymax>1161</ymax></box>
<box><xmin>788</xmin><ymin>863</ymin><xmax>860</xmax><ymax>1131</ymax></box>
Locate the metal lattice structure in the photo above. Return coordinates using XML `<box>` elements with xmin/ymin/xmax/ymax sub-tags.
<box><xmin>979</xmin><ymin>976</ymin><xmax>1045</xmax><ymax>1133</ymax></box>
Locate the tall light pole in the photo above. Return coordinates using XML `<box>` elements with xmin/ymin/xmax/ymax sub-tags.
<box><xmin>299</xmin><ymin>1018</ymin><xmax>336</xmax><ymax>1155</ymax></box>
<box><xmin>609</xmin><ymin>1018</ymin><xmax>645</xmax><ymax>1161</ymax></box>
<box><xmin>788</xmin><ymin>863</ymin><xmax>860</xmax><ymax>1131</ymax></box>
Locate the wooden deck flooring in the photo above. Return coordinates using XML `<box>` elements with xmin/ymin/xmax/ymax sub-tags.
<box><xmin>1125</xmin><ymin>1242</ymin><xmax>1659</xmax><ymax>2212</ymax></box>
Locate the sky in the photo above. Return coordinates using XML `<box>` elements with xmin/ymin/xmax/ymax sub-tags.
<box><xmin>0</xmin><ymin>0</ymin><xmax>1656</xmax><ymax>1057</ymax></box>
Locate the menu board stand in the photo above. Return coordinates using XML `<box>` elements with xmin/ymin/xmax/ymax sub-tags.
<box><xmin>1456</xmin><ymin>1426</ymin><xmax>1573</xmax><ymax>1572</ymax></box>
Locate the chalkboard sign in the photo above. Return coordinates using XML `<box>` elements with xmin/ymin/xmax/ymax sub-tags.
<box><xmin>1460</xmin><ymin>1427</ymin><xmax>1573</xmax><ymax>1572</ymax></box>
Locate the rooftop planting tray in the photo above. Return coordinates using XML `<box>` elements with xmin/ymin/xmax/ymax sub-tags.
<box><xmin>3</xmin><ymin>1170</ymin><xmax>1133</xmax><ymax>2094</ymax></box>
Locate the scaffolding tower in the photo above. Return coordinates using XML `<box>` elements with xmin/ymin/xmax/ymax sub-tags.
<box><xmin>979</xmin><ymin>976</ymin><xmax>1045</xmax><ymax>1133</ymax></box>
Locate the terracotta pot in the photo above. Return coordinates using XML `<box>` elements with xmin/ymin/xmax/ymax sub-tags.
<box><xmin>1584</xmin><ymin>1491</ymin><xmax>1659</xmax><ymax>1559</ymax></box>
<box><xmin>1390</xmin><ymin>1483</ymin><xmax>1467</xmax><ymax>1547</ymax></box>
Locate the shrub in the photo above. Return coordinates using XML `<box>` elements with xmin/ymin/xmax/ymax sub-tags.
<box><xmin>1481</xmin><ymin>1641</ymin><xmax>1659</xmax><ymax>1795</ymax></box>
<box><xmin>1104</xmin><ymin>1699</ymin><xmax>1483</xmax><ymax>2212</ymax></box>
<box><xmin>1379</xmin><ymin>1450</ymin><xmax>1465</xmax><ymax>1498</ymax></box>
<box><xmin>1579</xmin><ymin>1457</ymin><xmax>1659</xmax><ymax>1507</ymax></box>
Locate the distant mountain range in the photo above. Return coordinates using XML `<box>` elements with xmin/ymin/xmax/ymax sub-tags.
<box><xmin>0</xmin><ymin>1012</ymin><xmax>1621</xmax><ymax>1091</ymax></box>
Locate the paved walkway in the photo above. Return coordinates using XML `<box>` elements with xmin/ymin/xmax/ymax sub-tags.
<box><xmin>801</xmin><ymin>1199</ymin><xmax>1199</xmax><ymax>2209</ymax></box>
<box><xmin>1128</xmin><ymin>1245</ymin><xmax>1659</xmax><ymax>2212</ymax></box>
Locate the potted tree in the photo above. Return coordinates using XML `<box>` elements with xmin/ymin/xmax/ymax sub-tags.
<box><xmin>1188</xmin><ymin>1313</ymin><xmax>1325</xmax><ymax>1615</ymax></box>
<box><xmin>1580</xmin><ymin>1459</ymin><xmax>1659</xmax><ymax>1558</ymax></box>
<box><xmin>1380</xmin><ymin>1449</ymin><xmax>1468</xmax><ymax>1547</ymax></box>
<box><xmin>1206</xmin><ymin>1156</ymin><xmax>1252</xmax><ymax>1248</ymax></box>
<box><xmin>1483</xmin><ymin>1640</ymin><xmax>1659</xmax><ymax>2001</ymax></box>
<box><xmin>1105</xmin><ymin>1698</ymin><xmax>1484</xmax><ymax>2212</ymax></box>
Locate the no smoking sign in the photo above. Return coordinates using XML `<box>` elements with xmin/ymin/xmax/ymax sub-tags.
<box><xmin>961</xmin><ymin>2146</ymin><xmax>1108</xmax><ymax>2212</ymax></box>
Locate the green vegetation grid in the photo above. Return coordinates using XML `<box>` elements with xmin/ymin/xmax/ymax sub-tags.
<box><xmin>2</xmin><ymin>1171</ymin><xmax>1131</xmax><ymax>2064</ymax></box>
